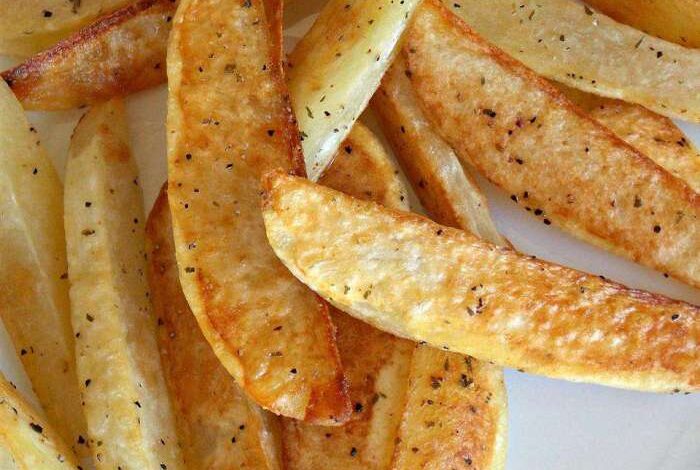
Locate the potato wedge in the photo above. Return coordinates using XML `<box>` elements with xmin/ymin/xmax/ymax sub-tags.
<box><xmin>585</xmin><ymin>0</ymin><xmax>700</xmax><ymax>49</ymax></box>
<box><xmin>0</xmin><ymin>0</ymin><xmax>132</xmax><ymax>57</ymax></box>
<box><xmin>373</xmin><ymin>57</ymin><xmax>506</xmax><ymax>245</ymax></box>
<box><xmin>167</xmin><ymin>0</ymin><xmax>350</xmax><ymax>424</ymax></box>
<box><xmin>405</xmin><ymin>0</ymin><xmax>700</xmax><ymax>288</ymax></box>
<box><xmin>440</xmin><ymin>0</ymin><xmax>700</xmax><ymax>122</ymax></box>
<box><xmin>2</xmin><ymin>0</ymin><xmax>175</xmax><ymax>111</ymax></box>
<box><xmin>287</xmin><ymin>0</ymin><xmax>421</xmax><ymax>180</ymax></box>
<box><xmin>0</xmin><ymin>81</ymin><xmax>87</xmax><ymax>456</ymax></box>
<box><xmin>65</xmin><ymin>100</ymin><xmax>184</xmax><ymax>469</ymax></box>
<box><xmin>147</xmin><ymin>186</ymin><xmax>282</xmax><ymax>470</ymax></box>
<box><xmin>262</xmin><ymin>172</ymin><xmax>700</xmax><ymax>393</ymax></box>
<box><xmin>0</xmin><ymin>373</ymin><xmax>79</xmax><ymax>469</ymax></box>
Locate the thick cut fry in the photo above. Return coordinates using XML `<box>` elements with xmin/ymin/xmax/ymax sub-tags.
<box><xmin>287</xmin><ymin>0</ymin><xmax>421</xmax><ymax>181</ymax></box>
<box><xmin>147</xmin><ymin>186</ymin><xmax>282</xmax><ymax>470</ymax></box>
<box><xmin>262</xmin><ymin>173</ymin><xmax>700</xmax><ymax>393</ymax></box>
<box><xmin>405</xmin><ymin>0</ymin><xmax>700</xmax><ymax>288</ymax></box>
<box><xmin>585</xmin><ymin>0</ymin><xmax>700</xmax><ymax>49</ymax></box>
<box><xmin>2</xmin><ymin>0</ymin><xmax>175</xmax><ymax>111</ymax></box>
<box><xmin>0</xmin><ymin>373</ymin><xmax>79</xmax><ymax>469</ymax></box>
<box><xmin>391</xmin><ymin>348</ymin><xmax>507</xmax><ymax>469</ymax></box>
<box><xmin>0</xmin><ymin>81</ymin><xmax>87</xmax><ymax>456</ymax></box>
<box><xmin>65</xmin><ymin>100</ymin><xmax>184</xmax><ymax>469</ymax></box>
<box><xmin>167</xmin><ymin>0</ymin><xmax>350</xmax><ymax>424</ymax></box>
<box><xmin>440</xmin><ymin>0</ymin><xmax>700</xmax><ymax>122</ymax></box>
<box><xmin>0</xmin><ymin>0</ymin><xmax>132</xmax><ymax>56</ymax></box>
<box><xmin>373</xmin><ymin>57</ymin><xmax>506</xmax><ymax>244</ymax></box>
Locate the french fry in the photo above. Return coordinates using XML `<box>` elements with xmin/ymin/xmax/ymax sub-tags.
<box><xmin>167</xmin><ymin>0</ymin><xmax>350</xmax><ymax>424</ymax></box>
<box><xmin>2</xmin><ymin>0</ymin><xmax>175</xmax><ymax>111</ymax></box>
<box><xmin>0</xmin><ymin>81</ymin><xmax>87</xmax><ymax>456</ymax></box>
<box><xmin>404</xmin><ymin>0</ymin><xmax>700</xmax><ymax>288</ymax></box>
<box><xmin>262</xmin><ymin>172</ymin><xmax>700</xmax><ymax>393</ymax></box>
<box><xmin>585</xmin><ymin>0</ymin><xmax>700</xmax><ymax>49</ymax></box>
<box><xmin>440</xmin><ymin>0</ymin><xmax>700</xmax><ymax>122</ymax></box>
<box><xmin>146</xmin><ymin>186</ymin><xmax>283</xmax><ymax>470</ymax></box>
<box><xmin>0</xmin><ymin>0</ymin><xmax>132</xmax><ymax>57</ymax></box>
<box><xmin>64</xmin><ymin>100</ymin><xmax>184</xmax><ymax>469</ymax></box>
<box><xmin>0</xmin><ymin>373</ymin><xmax>79</xmax><ymax>469</ymax></box>
<box><xmin>287</xmin><ymin>0</ymin><xmax>421</xmax><ymax>180</ymax></box>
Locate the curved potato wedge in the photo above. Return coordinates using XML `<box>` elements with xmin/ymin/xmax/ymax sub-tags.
<box><xmin>440</xmin><ymin>0</ymin><xmax>700</xmax><ymax>122</ymax></box>
<box><xmin>147</xmin><ymin>186</ymin><xmax>282</xmax><ymax>470</ymax></box>
<box><xmin>167</xmin><ymin>0</ymin><xmax>350</xmax><ymax>424</ymax></box>
<box><xmin>0</xmin><ymin>81</ymin><xmax>87</xmax><ymax>456</ymax></box>
<box><xmin>2</xmin><ymin>0</ymin><xmax>175</xmax><ymax>111</ymax></box>
<box><xmin>287</xmin><ymin>0</ymin><xmax>421</xmax><ymax>180</ymax></box>
<box><xmin>262</xmin><ymin>172</ymin><xmax>700</xmax><ymax>393</ymax></box>
<box><xmin>405</xmin><ymin>0</ymin><xmax>700</xmax><ymax>288</ymax></box>
<box><xmin>0</xmin><ymin>373</ymin><xmax>79</xmax><ymax>469</ymax></box>
<box><xmin>65</xmin><ymin>100</ymin><xmax>184</xmax><ymax>469</ymax></box>
<box><xmin>585</xmin><ymin>0</ymin><xmax>700</xmax><ymax>49</ymax></box>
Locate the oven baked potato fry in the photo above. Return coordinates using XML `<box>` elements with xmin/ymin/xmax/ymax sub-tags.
<box><xmin>64</xmin><ymin>100</ymin><xmax>184</xmax><ymax>469</ymax></box>
<box><xmin>262</xmin><ymin>172</ymin><xmax>700</xmax><ymax>393</ymax></box>
<box><xmin>147</xmin><ymin>186</ymin><xmax>282</xmax><ymax>470</ymax></box>
<box><xmin>3</xmin><ymin>0</ymin><xmax>175</xmax><ymax>111</ymax></box>
<box><xmin>167</xmin><ymin>0</ymin><xmax>350</xmax><ymax>424</ymax></box>
<box><xmin>440</xmin><ymin>0</ymin><xmax>700</xmax><ymax>122</ymax></box>
<box><xmin>405</xmin><ymin>0</ymin><xmax>700</xmax><ymax>288</ymax></box>
<box><xmin>0</xmin><ymin>372</ymin><xmax>79</xmax><ymax>469</ymax></box>
<box><xmin>287</xmin><ymin>0</ymin><xmax>421</xmax><ymax>180</ymax></box>
<box><xmin>0</xmin><ymin>81</ymin><xmax>87</xmax><ymax>457</ymax></box>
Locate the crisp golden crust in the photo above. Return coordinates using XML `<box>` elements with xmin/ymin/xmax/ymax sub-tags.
<box><xmin>262</xmin><ymin>173</ymin><xmax>700</xmax><ymax>393</ymax></box>
<box><xmin>405</xmin><ymin>0</ymin><xmax>700</xmax><ymax>288</ymax></box>
<box><xmin>146</xmin><ymin>187</ymin><xmax>282</xmax><ymax>470</ymax></box>
<box><xmin>166</xmin><ymin>0</ymin><xmax>350</xmax><ymax>424</ymax></box>
<box><xmin>2</xmin><ymin>0</ymin><xmax>174</xmax><ymax>111</ymax></box>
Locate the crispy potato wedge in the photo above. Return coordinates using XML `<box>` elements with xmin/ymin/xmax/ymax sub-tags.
<box><xmin>440</xmin><ymin>0</ymin><xmax>700</xmax><ymax>122</ymax></box>
<box><xmin>147</xmin><ymin>186</ymin><xmax>282</xmax><ymax>470</ymax></box>
<box><xmin>405</xmin><ymin>0</ymin><xmax>700</xmax><ymax>288</ymax></box>
<box><xmin>65</xmin><ymin>100</ymin><xmax>184</xmax><ymax>469</ymax></box>
<box><xmin>282</xmin><ymin>122</ymin><xmax>414</xmax><ymax>469</ymax></box>
<box><xmin>0</xmin><ymin>0</ymin><xmax>132</xmax><ymax>57</ymax></box>
<box><xmin>2</xmin><ymin>0</ymin><xmax>175</xmax><ymax>111</ymax></box>
<box><xmin>287</xmin><ymin>0</ymin><xmax>421</xmax><ymax>181</ymax></box>
<box><xmin>585</xmin><ymin>0</ymin><xmax>700</xmax><ymax>49</ymax></box>
<box><xmin>0</xmin><ymin>373</ymin><xmax>79</xmax><ymax>469</ymax></box>
<box><xmin>373</xmin><ymin>57</ymin><xmax>506</xmax><ymax>245</ymax></box>
<box><xmin>559</xmin><ymin>85</ymin><xmax>700</xmax><ymax>193</ymax></box>
<box><xmin>0</xmin><ymin>81</ymin><xmax>87</xmax><ymax>456</ymax></box>
<box><xmin>262</xmin><ymin>172</ymin><xmax>700</xmax><ymax>393</ymax></box>
<box><xmin>0</xmin><ymin>446</ymin><xmax>18</xmax><ymax>470</ymax></box>
<box><xmin>167</xmin><ymin>0</ymin><xmax>350</xmax><ymax>424</ymax></box>
<box><xmin>391</xmin><ymin>348</ymin><xmax>507</xmax><ymax>469</ymax></box>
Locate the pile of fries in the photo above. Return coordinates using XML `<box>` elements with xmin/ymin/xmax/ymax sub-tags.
<box><xmin>0</xmin><ymin>0</ymin><xmax>698</xmax><ymax>468</ymax></box>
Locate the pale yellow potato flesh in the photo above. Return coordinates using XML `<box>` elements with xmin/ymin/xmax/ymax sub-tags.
<box><xmin>0</xmin><ymin>373</ymin><xmax>79</xmax><ymax>469</ymax></box>
<box><xmin>147</xmin><ymin>186</ymin><xmax>283</xmax><ymax>470</ymax></box>
<box><xmin>440</xmin><ymin>0</ymin><xmax>700</xmax><ymax>122</ymax></box>
<box><xmin>64</xmin><ymin>100</ymin><xmax>184</xmax><ymax>469</ymax></box>
<box><xmin>167</xmin><ymin>0</ymin><xmax>350</xmax><ymax>424</ymax></box>
<box><xmin>287</xmin><ymin>0</ymin><xmax>421</xmax><ymax>181</ymax></box>
<box><xmin>2</xmin><ymin>0</ymin><xmax>175</xmax><ymax>111</ymax></box>
<box><xmin>262</xmin><ymin>173</ymin><xmax>700</xmax><ymax>393</ymax></box>
<box><xmin>0</xmin><ymin>81</ymin><xmax>87</xmax><ymax>457</ymax></box>
<box><xmin>405</xmin><ymin>0</ymin><xmax>700</xmax><ymax>288</ymax></box>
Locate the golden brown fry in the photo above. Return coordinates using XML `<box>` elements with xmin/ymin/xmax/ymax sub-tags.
<box><xmin>147</xmin><ymin>186</ymin><xmax>282</xmax><ymax>470</ymax></box>
<box><xmin>2</xmin><ymin>0</ymin><xmax>175</xmax><ymax>111</ymax></box>
<box><xmin>262</xmin><ymin>172</ymin><xmax>700</xmax><ymax>393</ymax></box>
<box><xmin>167</xmin><ymin>0</ymin><xmax>350</xmax><ymax>424</ymax></box>
<box><xmin>585</xmin><ymin>0</ymin><xmax>700</xmax><ymax>49</ymax></box>
<box><xmin>440</xmin><ymin>0</ymin><xmax>700</xmax><ymax>122</ymax></box>
<box><xmin>0</xmin><ymin>81</ymin><xmax>87</xmax><ymax>457</ymax></box>
<box><xmin>405</xmin><ymin>0</ymin><xmax>700</xmax><ymax>288</ymax></box>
